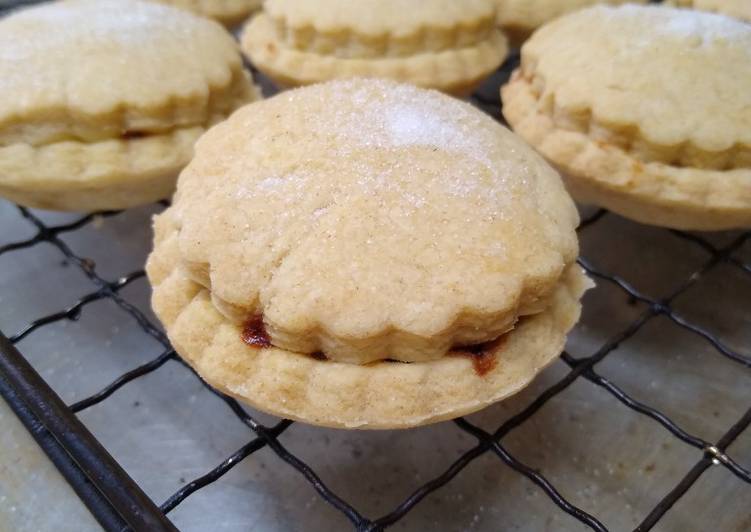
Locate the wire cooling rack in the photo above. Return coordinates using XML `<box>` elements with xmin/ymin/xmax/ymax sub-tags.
<box><xmin>1</xmin><ymin>2</ymin><xmax>750</xmax><ymax>531</ymax></box>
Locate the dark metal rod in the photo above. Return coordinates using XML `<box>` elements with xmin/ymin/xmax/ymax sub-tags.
<box><xmin>0</xmin><ymin>331</ymin><xmax>177</xmax><ymax>532</ymax></box>
<box><xmin>635</xmin><ymin>406</ymin><xmax>751</xmax><ymax>531</ymax></box>
<box><xmin>0</xmin><ymin>370</ymin><xmax>127</xmax><ymax>531</ymax></box>
<box><xmin>634</xmin><ymin>459</ymin><xmax>711</xmax><ymax>532</ymax></box>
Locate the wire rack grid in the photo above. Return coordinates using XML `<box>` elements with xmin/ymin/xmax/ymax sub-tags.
<box><xmin>1</xmin><ymin>2</ymin><xmax>751</xmax><ymax>531</ymax></box>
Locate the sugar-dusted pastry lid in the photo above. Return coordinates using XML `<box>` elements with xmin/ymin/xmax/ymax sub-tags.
<box><xmin>502</xmin><ymin>5</ymin><xmax>751</xmax><ymax>230</ymax></box>
<box><xmin>669</xmin><ymin>0</ymin><xmax>751</xmax><ymax>22</ymax></box>
<box><xmin>147</xmin><ymin>206</ymin><xmax>590</xmax><ymax>429</ymax></box>
<box><xmin>151</xmin><ymin>0</ymin><xmax>262</xmax><ymax>26</ymax></box>
<box><xmin>0</xmin><ymin>0</ymin><xmax>251</xmax><ymax>146</ymax></box>
<box><xmin>240</xmin><ymin>0</ymin><xmax>508</xmax><ymax>94</ymax></box>
<box><xmin>168</xmin><ymin>78</ymin><xmax>580</xmax><ymax>364</ymax></box>
<box><xmin>493</xmin><ymin>0</ymin><xmax>647</xmax><ymax>43</ymax></box>
<box><xmin>517</xmin><ymin>5</ymin><xmax>751</xmax><ymax>162</ymax></box>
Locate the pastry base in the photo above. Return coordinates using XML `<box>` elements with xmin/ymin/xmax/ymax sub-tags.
<box><xmin>0</xmin><ymin>127</ymin><xmax>205</xmax><ymax>212</ymax></box>
<box><xmin>147</xmin><ymin>209</ymin><xmax>589</xmax><ymax>429</ymax></box>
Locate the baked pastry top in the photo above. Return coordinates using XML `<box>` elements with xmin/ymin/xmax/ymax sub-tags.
<box><xmin>502</xmin><ymin>5</ymin><xmax>751</xmax><ymax>229</ymax></box>
<box><xmin>670</xmin><ymin>0</ymin><xmax>751</xmax><ymax>22</ymax></box>
<box><xmin>0</xmin><ymin>0</ymin><xmax>257</xmax><ymax>211</ymax></box>
<box><xmin>147</xmin><ymin>78</ymin><xmax>589</xmax><ymax>428</ymax></box>
<box><xmin>171</xmin><ymin>78</ymin><xmax>579</xmax><ymax>363</ymax></box>
<box><xmin>0</xmin><ymin>0</ymin><xmax>249</xmax><ymax>147</ymax></box>
<box><xmin>151</xmin><ymin>0</ymin><xmax>262</xmax><ymax>26</ymax></box>
<box><xmin>241</xmin><ymin>0</ymin><xmax>509</xmax><ymax>94</ymax></box>
<box><xmin>494</xmin><ymin>0</ymin><xmax>646</xmax><ymax>43</ymax></box>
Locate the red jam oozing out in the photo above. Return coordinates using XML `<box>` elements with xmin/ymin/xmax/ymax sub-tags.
<box><xmin>241</xmin><ymin>315</ymin><xmax>271</xmax><ymax>348</ymax></box>
<box><xmin>122</xmin><ymin>130</ymin><xmax>148</xmax><ymax>140</ymax></box>
<box><xmin>240</xmin><ymin>314</ymin><xmax>508</xmax><ymax>374</ymax></box>
<box><xmin>241</xmin><ymin>316</ymin><xmax>329</xmax><ymax>360</ymax></box>
<box><xmin>458</xmin><ymin>334</ymin><xmax>508</xmax><ymax>377</ymax></box>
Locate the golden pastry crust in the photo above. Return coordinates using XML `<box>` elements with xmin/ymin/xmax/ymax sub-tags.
<box><xmin>0</xmin><ymin>0</ymin><xmax>258</xmax><ymax>211</ymax></box>
<box><xmin>170</xmin><ymin>79</ymin><xmax>580</xmax><ymax>364</ymax></box>
<box><xmin>148</xmin><ymin>79</ymin><xmax>588</xmax><ymax>427</ymax></box>
<box><xmin>0</xmin><ymin>1</ymin><xmax>248</xmax><ymax>145</ymax></box>
<box><xmin>0</xmin><ymin>128</ymin><xmax>199</xmax><ymax>212</ymax></box>
<box><xmin>669</xmin><ymin>0</ymin><xmax>751</xmax><ymax>22</ymax></box>
<box><xmin>240</xmin><ymin>0</ymin><xmax>508</xmax><ymax>94</ymax></box>
<box><xmin>0</xmin><ymin>105</ymin><xmax>258</xmax><ymax>211</ymax></box>
<box><xmin>147</xmin><ymin>206</ymin><xmax>589</xmax><ymax>429</ymax></box>
<box><xmin>265</xmin><ymin>0</ymin><xmax>496</xmax><ymax>41</ymax></box>
<box><xmin>493</xmin><ymin>0</ymin><xmax>646</xmax><ymax>44</ymax></box>
<box><xmin>151</xmin><ymin>0</ymin><xmax>262</xmax><ymax>26</ymax></box>
<box><xmin>502</xmin><ymin>5</ymin><xmax>751</xmax><ymax>230</ymax></box>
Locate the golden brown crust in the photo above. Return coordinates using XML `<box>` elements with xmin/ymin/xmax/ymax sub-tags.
<box><xmin>170</xmin><ymin>79</ymin><xmax>580</xmax><ymax>363</ymax></box>
<box><xmin>151</xmin><ymin>0</ymin><xmax>262</xmax><ymax>26</ymax></box>
<box><xmin>493</xmin><ymin>0</ymin><xmax>646</xmax><ymax>45</ymax></box>
<box><xmin>147</xmin><ymin>207</ymin><xmax>589</xmax><ymax>429</ymax></box>
<box><xmin>265</xmin><ymin>0</ymin><xmax>496</xmax><ymax>36</ymax></box>
<box><xmin>0</xmin><ymin>127</ymin><xmax>200</xmax><ymax>211</ymax></box>
<box><xmin>0</xmin><ymin>0</ymin><xmax>260</xmax><ymax>211</ymax></box>
<box><xmin>502</xmin><ymin>72</ymin><xmax>751</xmax><ymax>230</ymax></box>
<box><xmin>669</xmin><ymin>0</ymin><xmax>751</xmax><ymax>22</ymax></box>
<box><xmin>0</xmin><ymin>1</ymin><xmax>250</xmax><ymax>145</ymax></box>
<box><xmin>146</xmin><ymin>78</ymin><xmax>588</xmax><ymax>428</ymax></box>
<box><xmin>240</xmin><ymin>0</ymin><xmax>508</xmax><ymax>95</ymax></box>
<box><xmin>501</xmin><ymin>5</ymin><xmax>751</xmax><ymax>230</ymax></box>
<box><xmin>264</xmin><ymin>0</ymin><xmax>497</xmax><ymax>56</ymax></box>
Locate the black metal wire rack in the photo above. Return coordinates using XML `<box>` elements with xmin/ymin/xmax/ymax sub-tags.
<box><xmin>1</xmin><ymin>1</ymin><xmax>750</xmax><ymax>531</ymax></box>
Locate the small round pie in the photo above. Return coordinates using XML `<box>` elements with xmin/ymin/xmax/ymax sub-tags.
<box><xmin>151</xmin><ymin>0</ymin><xmax>262</xmax><ymax>26</ymax></box>
<box><xmin>146</xmin><ymin>78</ymin><xmax>589</xmax><ymax>429</ymax></box>
<box><xmin>0</xmin><ymin>0</ymin><xmax>259</xmax><ymax>212</ymax></box>
<box><xmin>240</xmin><ymin>0</ymin><xmax>509</xmax><ymax>95</ymax></box>
<box><xmin>669</xmin><ymin>0</ymin><xmax>751</xmax><ymax>23</ymax></box>
<box><xmin>493</xmin><ymin>0</ymin><xmax>646</xmax><ymax>44</ymax></box>
<box><xmin>502</xmin><ymin>5</ymin><xmax>751</xmax><ymax>230</ymax></box>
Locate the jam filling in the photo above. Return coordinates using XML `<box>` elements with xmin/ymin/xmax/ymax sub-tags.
<box><xmin>121</xmin><ymin>130</ymin><xmax>148</xmax><ymax>140</ymax></box>
<box><xmin>240</xmin><ymin>314</ymin><xmax>327</xmax><ymax>360</ymax></box>
<box><xmin>241</xmin><ymin>314</ymin><xmax>271</xmax><ymax>348</ymax></box>
<box><xmin>455</xmin><ymin>334</ymin><xmax>508</xmax><ymax>376</ymax></box>
<box><xmin>310</xmin><ymin>351</ymin><xmax>328</xmax><ymax>361</ymax></box>
<box><xmin>240</xmin><ymin>313</ymin><xmax>510</xmax><ymax>375</ymax></box>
